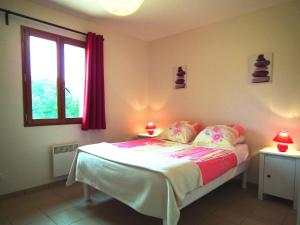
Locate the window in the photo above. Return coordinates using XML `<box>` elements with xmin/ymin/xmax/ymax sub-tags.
<box><xmin>21</xmin><ymin>26</ymin><xmax>85</xmax><ymax>126</ymax></box>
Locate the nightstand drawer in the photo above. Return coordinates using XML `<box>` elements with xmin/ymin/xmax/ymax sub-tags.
<box><xmin>263</xmin><ymin>155</ymin><xmax>295</xmax><ymax>200</ymax></box>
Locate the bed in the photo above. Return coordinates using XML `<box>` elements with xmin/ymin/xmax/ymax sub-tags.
<box><xmin>67</xmin><ymin>138</ymin><xmax>250</xmax><ymax>225</ymax></box>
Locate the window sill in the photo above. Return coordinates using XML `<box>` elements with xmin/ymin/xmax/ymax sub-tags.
<box><xmin>24</xmin><ymin>118</ymin><xmax>82</xmax><ymax>127</ymax></box>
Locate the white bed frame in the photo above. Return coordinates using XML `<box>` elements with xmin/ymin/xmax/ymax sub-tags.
<box><xmin>82</xmin><ymin>159</ymin><xmax>250</xmax><ymax>225</ymax></box>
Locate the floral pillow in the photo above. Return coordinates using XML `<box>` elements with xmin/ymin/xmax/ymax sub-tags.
<box><xmin>158</xmin><ymin>121</ymin><xmax>204</xmax><ymax>144</ymax></box>
<box><xmin>192</xmin><ymin>125</ymin><xmax>243</xmax><ymax>150</ymax></box>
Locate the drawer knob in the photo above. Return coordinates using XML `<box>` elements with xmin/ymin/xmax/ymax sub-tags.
<box><xmin>267</xmin><ymin>174</ymin><xmax>271</xmax><ymax>178</ymax></box>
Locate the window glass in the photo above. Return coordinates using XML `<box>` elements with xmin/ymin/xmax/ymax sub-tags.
<box><xmin>29</xmin><ymin>36</ymin><xmax>58</xmax><ymax>119</ymax></box>
<box><xmin>64</xmin><ymin>44</ymin><xmax>85</xmax><ymax>118</ymax></box>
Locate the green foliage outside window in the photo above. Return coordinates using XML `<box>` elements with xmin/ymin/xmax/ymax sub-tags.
<box><xmin>65</xmin><ymin>88</ymin><xmax>80</xmax><ymax>118</ymax></box>
<box><xmin>32</xmin><ymin>79</ymin><xmax>80</xmax><ymax>119</ymax></box>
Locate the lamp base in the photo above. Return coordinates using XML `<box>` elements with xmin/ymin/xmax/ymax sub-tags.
<box><xmin>277</xmin><ymin>143</ymin><xmax>288</xmax><ymax>152</ymax></box>
<box><xmin>147</xmin><ymin>130</ymin><xmax>154</xmax><ymax>135</ymax></box>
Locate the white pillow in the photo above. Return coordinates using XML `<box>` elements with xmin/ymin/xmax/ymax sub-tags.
<box><xmin>233</xmin><ymin>135</ymin><xmax>245</xmax><ymax>145</ymax></box>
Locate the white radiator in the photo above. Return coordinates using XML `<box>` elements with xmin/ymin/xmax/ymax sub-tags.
<box><xmin>52</xmin><ymin>143</ymin><xmax>78</xmax><ymax>177</ymax></box>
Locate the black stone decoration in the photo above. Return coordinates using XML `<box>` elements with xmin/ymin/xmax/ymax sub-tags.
<box><xmin>175</xmin><ymin>66</ymin><xmax>186</xmax><ymax>89</ymax></box>
<box><xmin>252</xmin><ymin>54</ymin><xmax>271</xmax><ymax>83</ymax></box>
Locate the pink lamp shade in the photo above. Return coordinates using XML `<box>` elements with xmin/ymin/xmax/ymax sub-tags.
<box><xmin>145</xmin><ymin>122</ymin><xmax>156</xmax><ymax>135</ymax></box>
<box><xmin>273</xmin><ymin>131</ymin><xmax>293</xmax><ymax>152</ymax></box>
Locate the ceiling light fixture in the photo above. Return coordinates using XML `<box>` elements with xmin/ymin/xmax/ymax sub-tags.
<box><xmin>99</xmin><ymin>0</ymin><xmax>144</xmax><ymax>16</ymax></box>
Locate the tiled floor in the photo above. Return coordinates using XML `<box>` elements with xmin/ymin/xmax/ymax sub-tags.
<box><xmin>0</xmin><ymin>181</ymin><xmax>296</xmax><ymax>225</ymax></box>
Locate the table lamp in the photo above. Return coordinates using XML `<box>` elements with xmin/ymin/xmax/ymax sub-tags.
<box><xmin>145</xmin><ymin>122</ymin><xmax>156</xmax><ymax>135</ymax></box>
<box><xmin>273</xmin><ymin>131</ymin><xmax>293</xmax><ymax>152</ymax></box>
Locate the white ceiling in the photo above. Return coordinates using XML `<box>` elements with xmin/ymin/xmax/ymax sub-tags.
<box><xmin>33</xmin><ymin>0</ymin><xmax>293</xmax><ymax>41</ymax></box>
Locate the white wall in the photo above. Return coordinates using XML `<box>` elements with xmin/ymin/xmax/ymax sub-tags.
<box><xmin>0</xmin><ymin>0</ymin><xmax>149</xmax><ymax>195</ymax></box>
<box><xmin>149</xmin><ymin>1</ymin><xmax>300</xmax><ymax>183</ymax></box>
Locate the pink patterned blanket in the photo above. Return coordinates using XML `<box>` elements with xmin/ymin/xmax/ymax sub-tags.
<box><xmin>114</xmin><ymin>138</ymin><xmax>237</xmax><ymax>185</ymax></box>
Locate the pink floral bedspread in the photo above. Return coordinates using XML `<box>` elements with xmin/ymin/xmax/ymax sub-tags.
<box><xmin>114</xmin><ymin>138</ymin><xmax>238</xmax><ymax>185</ymax></box>
<box><xmin>114</xmin><ymin>138</ymin><xmax>164</xmax><ymax>148</ymax></box>
<box><xmin>169</xmin><ymin>147</ymin><xmax>237</xmax><ymax>184</ymax></box>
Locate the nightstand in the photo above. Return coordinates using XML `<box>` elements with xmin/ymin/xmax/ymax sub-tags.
<box><xmin>137</xmin><ymin>130</ymin><xmax>161</xmax><ymax>139</ymax></box>
<box><xmin>298</xmin><ymin>198</ymin><xmax>300</xmax><ymax>225</ymax></box>
<box><xmin>258</xmin><ymin>147</ymin><xmax>300</xmax><ymax>209</ymax></box>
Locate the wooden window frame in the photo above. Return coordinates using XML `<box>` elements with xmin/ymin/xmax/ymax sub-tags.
<box><xmin>21</xmin><ymin>26</ymin><xmax>85</xmax><ymax>126</ymax></box>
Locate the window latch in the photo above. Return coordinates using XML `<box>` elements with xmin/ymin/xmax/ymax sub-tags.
<box><xmin>64</xmin><ymin>87</ymin><xmax>70</xmax><ymax>94</ymax></box>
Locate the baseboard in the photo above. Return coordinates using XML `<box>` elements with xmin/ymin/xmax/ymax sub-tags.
<box><xmin>0</xmin><ymin>177</ymin><xmax>67</xmax><ymax>201</ymax></box>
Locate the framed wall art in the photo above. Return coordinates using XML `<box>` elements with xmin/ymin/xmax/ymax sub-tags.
<box><xmin>174</xmin><ymin>65</ymin><xmax>187</xmax><ymax>89</ymax></box>
<box><xmin>248</xmin><ymin>53</ymin><xmax>273</xmax><ymax>83</ymax></box>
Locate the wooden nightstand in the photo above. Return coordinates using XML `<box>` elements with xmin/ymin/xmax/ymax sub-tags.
<box><xmin>258</xmin><ymin>147</ymin><xmax>300</xmax><ymax>209</ymax></box>
<box><xmin>137</xmin><ymin>130</ymin><xmax>161</xmax><ymax>139</ymax></box>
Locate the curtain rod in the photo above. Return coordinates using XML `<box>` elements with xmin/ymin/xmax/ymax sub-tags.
<box><xmin>0</xmin><ymin>8</ymin><xmax>87</xmax><ymax>36</ymax></box>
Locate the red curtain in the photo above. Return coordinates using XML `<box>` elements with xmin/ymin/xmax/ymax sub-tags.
<box><xmin>81</xmin><ymin>32</ymin><xmax>106</xmax><ymax>130</ymax></box>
